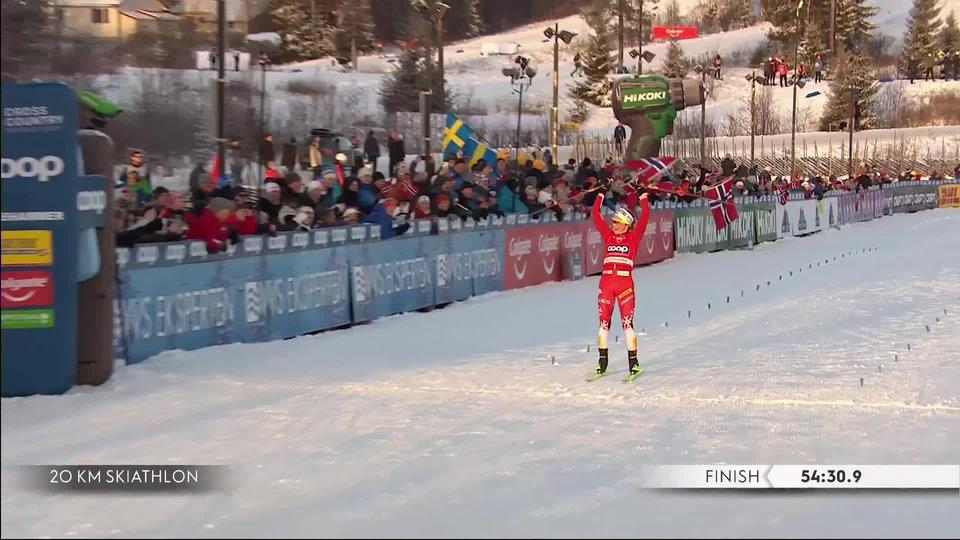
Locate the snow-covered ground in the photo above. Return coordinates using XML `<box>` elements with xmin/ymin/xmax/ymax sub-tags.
<box><xmin>3</xmin><ymin>209</ymin><xmax>959</xmax><ymax>538</ymax></box>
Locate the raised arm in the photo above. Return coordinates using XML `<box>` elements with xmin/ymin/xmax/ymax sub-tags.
<box><xmin>630</xmin><ymin>195</ymin><xmax>651</xmax><ymax>246</ymax></box>
<box><xmin>592</xmin><ymin>192</ymin><xmax>611</xmax><ymax>237</ymax></box>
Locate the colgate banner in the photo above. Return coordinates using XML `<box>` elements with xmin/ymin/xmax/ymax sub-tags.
<box><xmin>581</xmin><ymin>223</ymin><xmax>605</xmax><ymax>276</ymax></box>
<box><xmin>652</xmin><ymin>25</ymin><xmax>698</xmax><ymax>40</ymax></box>
<box><xmin>1</xmin><ymin>269</ymin><xmax>54</xmax><ymax>308</ymax></box>
<box><xmin>503</xmin><ymin>224</ymin><xmax>567</xmax><ymax>290</ymax></box>
<box><xmin>634</xmin><ymin>209</ymin><xmax>675</xmax><ymax>265</ymax></box>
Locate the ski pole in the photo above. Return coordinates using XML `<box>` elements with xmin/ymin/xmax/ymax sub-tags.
<box><xmin>527</xmin><ymin>183</ymin><xmax>607</xmax><ymax>218</ymax></box>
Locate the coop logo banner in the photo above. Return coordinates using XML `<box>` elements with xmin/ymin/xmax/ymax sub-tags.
<box><xmin>1</xmin><ymin>155</ymin><xmax>66</xmax><ymax>183</ymax></box>
<box><xmin>1</xmin><ymin>230</ymin><xmax>53</xmax><ymax>266</ymax></box>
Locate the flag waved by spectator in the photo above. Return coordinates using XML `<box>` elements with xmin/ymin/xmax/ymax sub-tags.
<box><xmin>703</xmin><ymin>176</ymin><xmax>739</xmax><ymax>231</ymax></box>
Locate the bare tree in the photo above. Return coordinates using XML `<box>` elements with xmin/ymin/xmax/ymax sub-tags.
<box><xmin>874</xmin><ymin>82</ymin><xmax>908</xmax><ymax>129</ymax></box>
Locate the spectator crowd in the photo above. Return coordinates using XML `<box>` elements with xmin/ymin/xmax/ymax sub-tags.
<box><xmin>114</xmin><ymin>132</ymin><xmax>960</xmax><ymax>253</ymax></box>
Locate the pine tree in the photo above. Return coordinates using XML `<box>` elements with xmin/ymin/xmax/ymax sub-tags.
<box><xmin>581</xmin><ymin>0</ymin><xmax>614</xmax><ymax>31</ymax></box>
<box><xmin>834</xmin><ymin>0</ymin><xmax>878</xmax><ymax>53</ymax></box>
<box><xmin>570</xmin><ymin>32</ymin><xmax>615</xmax><ymax>106</ymax></box>
<box><xmin>900</xmin><ymin>0</ymin><xmax>944</xmax><ymax>75</ymax></box>
<box><xmin>271</xmin><ymin>0</ymin><xmax>336</xmax><ymax>62</ymax></box>
<box><xmin>661</xmin><ymin>0</ymin><xmax>682</xmax><ymax>25</ymax></box>
<box><xmin>943</xmin><ymin>11</ymin><xmax>960</xmax><ymax>53</ymax></box>
<box><xmin>819</xmin><ymin>47</ymin><xmax>878</xmax><ymax>131</ymax></box>
<box><xmin>718</xmin><ymin>0</ymin><xmax>755</xmax><ymax>32</ymax></box>
<box><xmin>569</xmin><ymin>0</ymin><xmax>614</xmax><ymax>107</ymax></box>
<box><xmin>662</xmin><ymin>38</ymin><xmax>687</xmax><ymax>77</ymax></box>
<box><xmin>619</xmin><ymin>0</ymin><xmax>659</xmax><ymax>47</ymax></box>
<box><xmin>764</xmin><ymin>0</ymin><xmax>802</xmax><ymax>49</ymax></box>
<box><xmin>443</xmin><ymin>0</ymin><xmax>484</xmax><ymax>39</ymax></box>
<box><xmin>798</xmin><ymin>1</ymin><xmax>825</xmax><ymax>63</ymax></box>
<box><xmin>380</xmin><ymin>47</ymin><xmax>450</xmax><ymax>113</ymax></box>
<box><xmin>333</xmin><ymin>0</ymin><xmax>377</xmax><ymax>59</ymax></box>
<box><xmin>1</xmin><ymin>0</ymin><xmax>50</xmax><ymax>76</ymax></box>
<box><xmin>696</xmin><ymin>1</ymin><xmax>721</xmax><ymax>34</ymax></box>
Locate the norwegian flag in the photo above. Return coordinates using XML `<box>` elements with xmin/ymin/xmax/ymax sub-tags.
<box><xmin>703</xmin><ymin>176</ymin><xmax>739</xmax><ymax>230</ymax></box>
<box><xmin>625</xmin><ymin>156</ymin><xmax>677</xmax><ymax>183</ymax></box>
<box><xmin>778</xmin><ymin>184</ymin><xmax>790</xmax><ymax>205</ymax></box>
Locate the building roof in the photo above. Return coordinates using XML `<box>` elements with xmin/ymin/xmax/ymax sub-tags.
<box><xmin>120</xmin><ymin>0</ymin><xmax>168</xmax><ymax>10</ymax></box>
<box><xmin>119</xmin><ymin>0</ymin><xmax>182</xmax><ymax>21</ymax></box>
<box><xmin>167</xmin><ymin>0</ymin><xmax>265</xmax><ymax>22</ymax></box>
<box><xmin>51</xmin><ymin>0</ymin><xmax>122</xmax><ymax>6</ymax></box>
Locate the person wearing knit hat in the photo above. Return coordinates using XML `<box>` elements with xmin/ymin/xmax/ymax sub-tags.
<box><xmin>258</xmin><ymin>181</ymin><xmax>283</xmax><ymax>221</ymax></box>
<box><xmin>433</xmin><ymin>193</ymin><xmax>452</xmax><ymax>217</ymax></box>
<box><xmin>414</xmin><ymin>194</ymin><xmax>433</xmax><ymax>219</ymax></box>
<box><xmin>209</xmin><ymin>197</ymin><xmax>235</xmax><ymax>218</ymax></box>
<box><xmin>305</xmin><ymin>180</ymin><xmax>330</xmax><ymax>209</ymax></box>
<box><xmin>307</xmin><ymin>179</ymin><xmax>325</xmax><ymax>193</ymax></box>
<box><xmin>263</xmin><ymin>181</ymin><xmax>281</xmax><ymax>195</ymax></box>
<box><xmin>341</xmin><ymin>207</ymin><xmax>361</xmax><ymax>223</ymax></box>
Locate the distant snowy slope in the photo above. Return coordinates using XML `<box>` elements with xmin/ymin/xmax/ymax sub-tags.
<box><xmin>874</xmin><ymin>0</ymin><xmax>960</xmax><ymax>39</ymax></box>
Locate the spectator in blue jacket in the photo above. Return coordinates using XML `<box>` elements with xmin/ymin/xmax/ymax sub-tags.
<box><xmin>364</xmin><ymin>198</ymin><xmax>410</xmax><ymax>239</ymax></box>
<box><xmin>497</xmin><ymin>178</ymin><xmax>528</xmax><ymax>214</ymax></box>
<box><xmin>356</xmin><ymin>166</ymin><xmax>377</xmax><ymax>211</ymax></box>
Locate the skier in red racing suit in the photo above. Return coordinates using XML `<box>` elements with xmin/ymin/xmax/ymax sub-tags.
<box><xmin>592</xmin><ymin>189</ymin><xmax>650</xmax><ymax>377</ymax></box>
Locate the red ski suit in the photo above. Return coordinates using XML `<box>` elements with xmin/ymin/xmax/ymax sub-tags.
<box><xmin>592</xmin><ymin>193</ymin><xmax>650</xmax><ymax>330</ymax></box>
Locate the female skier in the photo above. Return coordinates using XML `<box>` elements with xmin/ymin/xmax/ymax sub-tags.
<box><xmin>591</xmin><ymin>188</ymin><xmax>650</xmax><ymax>380</ymax></box>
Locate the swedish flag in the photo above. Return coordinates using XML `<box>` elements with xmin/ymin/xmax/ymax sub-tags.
<box><xmin>442</xmin><ymin>114</ymin><xmax>499</xmax><ymax>167</ymax></box>
<box><xmin>442</xmin><ymin>114</ymin><xmax>471</xmax><ymax>159</ymax></box>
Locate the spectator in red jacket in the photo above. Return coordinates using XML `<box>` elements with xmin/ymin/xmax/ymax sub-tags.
<box><xmin>264</xmin><ymin>161</ymin><xmax>282</xmax><ymax>180</ymax></box>
<box><xmin>186</xmin><ymin>197</ymin><xmax>256</xmax><ymax>253</ymax></box>
<box><xmin>413</xmin><ymin>195</ymin><xmax>434</xmax><ymax>219</ymax></box>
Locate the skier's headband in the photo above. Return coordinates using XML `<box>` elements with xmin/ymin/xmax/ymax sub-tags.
<box><xmin>612</xmin><ymin>208</ymin><xmax>634</xmax><ymax>226</ymax></box>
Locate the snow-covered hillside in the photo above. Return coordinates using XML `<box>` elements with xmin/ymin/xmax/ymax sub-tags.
<box><xmin>876</xmin><ymin>0</ymin><xmax>960</xmax><ymax>36</ymax></box>
<box><xmin>75</xmin><ymin>1</ymin><xmax>960</xmax><ymax>167</ymax></box>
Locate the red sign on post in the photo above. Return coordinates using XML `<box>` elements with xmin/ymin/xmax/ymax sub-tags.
<box><xmin>652</xmin><ymin>25</ymin><xmax>698</xmax><ymax>40</ymax></box>
<box><xmin>0</xmin><ymin>269</ymin><xmax>54</xmax><ymax>308</ymax></box>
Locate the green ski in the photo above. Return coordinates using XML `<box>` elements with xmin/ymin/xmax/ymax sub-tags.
<box><xmin>585</xmin><ymin>370</ymin><xmax>617</xmax><ymax>382</ymax></box>
<box><xmin>622</xmin><ymin>368</ymin><xmax>645</xmax><ymax>383</ymax></box>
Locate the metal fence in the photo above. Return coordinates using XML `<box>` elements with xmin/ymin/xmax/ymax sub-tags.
<box><xmin>571</xmin><ymin>133</ymin><xmax>960</xmax><ymax>177</ymax></box>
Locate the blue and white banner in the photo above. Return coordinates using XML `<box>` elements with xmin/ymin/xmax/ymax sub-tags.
<box><xmin>349</xmin><ymin>237</ymin><xmax>435</xmax><ymax>323</ymax></box>
<box><xmin>115</xmin><ymin>246</ymin><xmax>351</xmax><ymax>364</ymax></box>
